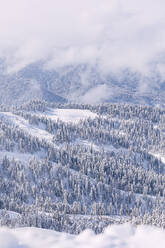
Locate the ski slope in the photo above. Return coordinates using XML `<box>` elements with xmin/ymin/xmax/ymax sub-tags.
<box><xmin>0</xmin><ymin>224</ymin><xmax>164</xmax><ymax>248</ymax></box>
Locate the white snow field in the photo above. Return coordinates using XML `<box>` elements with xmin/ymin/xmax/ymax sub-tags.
<box><xmin>41</xmin><ymin>108</ymin><xmax>98</xmax><ymax>123</ymax></box>
<box><xmin>0</xmin><ymin>224</ymin><xmax>165</xmax><ymax>248</ymax></box>
<box><xmin>149</xmin><ymin>151</ymin><xmax>165</xmax><ymax>164</ymax></box>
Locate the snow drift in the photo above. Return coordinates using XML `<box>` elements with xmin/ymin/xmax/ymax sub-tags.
<box><xmin>0</xmin><ymin>224</ymin><xmax>165</xmax><ymax>248</ymax></box>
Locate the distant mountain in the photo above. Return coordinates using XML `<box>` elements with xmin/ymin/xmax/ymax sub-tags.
<box><xmin>0</xmin><ymin>62</ymin><xmax>164</xmax><ymax>106</ymax></box>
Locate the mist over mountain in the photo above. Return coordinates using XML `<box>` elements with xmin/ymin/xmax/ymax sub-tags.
<box><xmin>0</xmin><ymin>0</ymin><xmax>165</xmax><ymax>106</ymax></box>
<box><xmin>0</xmin><ymin>62</ymin><xmax>164</xmax><ymax>106</ymax></box>
<box><xmin>0</xmin><ymin>1</ymin><xmax>165</xmax><ymax>246</ymax></box>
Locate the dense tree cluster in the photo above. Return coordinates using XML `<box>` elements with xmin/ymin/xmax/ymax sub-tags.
<box><xmin>0</xmin><ymin>101</ymin><xmax>164</xmax><ymax>233</ymax></box>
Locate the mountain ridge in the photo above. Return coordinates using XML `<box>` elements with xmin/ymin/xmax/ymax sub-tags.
<box><xmin>0</xmin><ymin>62</ymin><xmax>164</xmax><ymax>106</ymax></box>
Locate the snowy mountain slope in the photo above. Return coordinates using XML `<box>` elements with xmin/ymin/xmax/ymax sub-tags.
<box><xmin>0</xmin><ymin>101</ymin><xmax>164</xmax><ymax>234</ymax></box>
<box><xmin>0</xmin><ymin>112</ymin><xmax>54</xmax><ymax>144</ymax></box>
<box><xmin>0</xmin><ymin>151</ymin><xmax>36</xmax><ymax>164</ymax></box>
<box><xmin>0</xmin><ymin>68</ymin><xmax>66</xmax><ymax>106</ymax></box>
<box><xmin>0</xmin><ymin>63</ymin><xmax>165</xmax><ymax>106</ymax></box>
<box><xmin>0</xmin><ymin>108</ymin><xmax>97</xmax><ymax>149</ymax></box>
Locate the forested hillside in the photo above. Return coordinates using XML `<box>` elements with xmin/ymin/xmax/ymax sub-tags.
<box><xmin>0</xmin><ymin>100</ymin><xmax>164</xmax><ymax>234</ymax></box>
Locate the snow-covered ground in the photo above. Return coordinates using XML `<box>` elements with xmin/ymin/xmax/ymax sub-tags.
<box><xmin>0</xmin><ymin>151</ymin><xmax>34</xmax><ymax>163</ymax></box>
<box><xmin>0</xmin><ymin>151</ymin><xmax>45</xmax><ymax>164</ymax></box>
<box><xmin>74</xmin><ymin>139</ymin><xmax>127</xmax><ymax>153</ymax></box>
<box><xmin>0</xmin><ymin>112</ymin><xmax>54</xmax><ymax>144</ymax></box>
<box><xmin>149</xmin><ymin>151</ymin><xmax>165</xmax><ymax>164</ymax></box>
<box><xmin>0</xmin><ymin>109</ymin><xmax>98</xmax><ymax>148</ymax></box>
<box><xmin>40</xmin><ymin>108</ymin><xmax>98</xmax><ymax>123</ymax></box>
<box><xmin>0</xmin><ymin>210</ymin><xmax>21</xmax><ymax>220</ymax></box>
<box><xmin>0</xmin><ymin>224</ymin><xmax>164</xmax><ymax>248</ymax></box>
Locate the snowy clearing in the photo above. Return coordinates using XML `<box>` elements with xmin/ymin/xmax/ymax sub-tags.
<box><xmin>74</xmin><ymin>139</ymin><xmax>128</xmax><ymax>153</ymax></box>
<box><xmin>0</xmin><ymin>151</ymin><xmax>34</xmax><ymax>163</ymax></box>
<box><xmin>41</xmin><ymin>108</ymin><xmax>98</xmax><ymax>123</ymax></box>
<box><xmin>0</xmin><ymin>151</ymin><xmax>45</xmax><ymax>164</ymax></box>
<box><xmin>0</xmin><ymin>112</ymin><xmax>54</xmax><ymax>144</ymax></box>
<box><xmin>149</xmin><ymin>152</ymin><xmax>165</xmax><ymax>164</ymax></box>
<box><xmin>0</xmin><ymin>224</ymin><xmax>165</xmax><ymax>248</ymax></box>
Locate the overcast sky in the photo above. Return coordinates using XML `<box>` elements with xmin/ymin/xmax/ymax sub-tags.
<box><xmin>0</xmin><ymin>0</ymin><xmax>165</xmax><ymax>81</ymax></box>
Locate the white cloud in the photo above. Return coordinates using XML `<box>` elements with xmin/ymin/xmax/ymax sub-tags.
<box><xmin>0</xmin><ymin>228</ymin><xmax>25</xmax><ymax>248</ymax></box>
<box><xmin>82</xmin><ymin>84</ymin><xmax>112</xmax><ymax>104</ymax></box>
<box><xmin>0</xmin><ymin>0</ymin><xmax>165</xmax><ymax>80</ymax></box>
<box><xmin>0</xmin><ymin>224</ymin><xmax>165</xmax><ymax>248</ymax></box>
